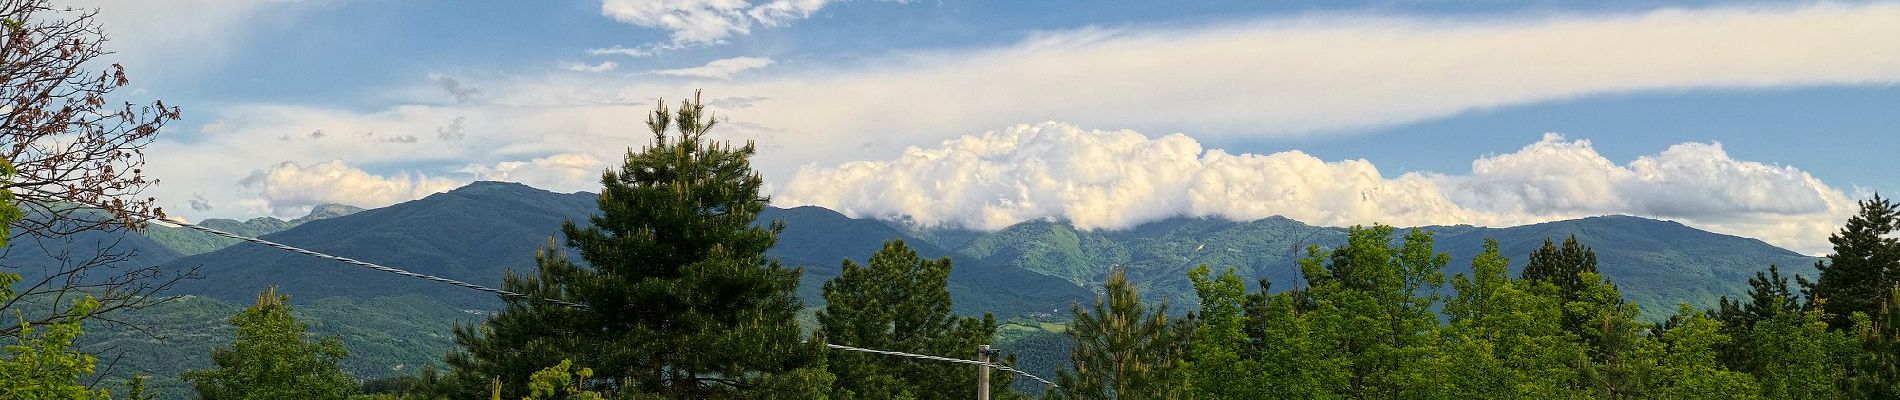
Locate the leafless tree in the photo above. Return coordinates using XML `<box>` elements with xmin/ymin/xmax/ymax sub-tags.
<box><xmin>1</xmin><ymin>0</ymin><xmax>177</xmax><ymax>238</ymax></box>
<box><xmin>0</xmin><ymin>0</ymin><xmax>186</xmax><ymax>344</ymax></box>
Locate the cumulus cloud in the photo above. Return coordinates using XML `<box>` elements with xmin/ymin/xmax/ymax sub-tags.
<box><xmin>650</xmin><ymin>56</ymin><xmax>773</xmax><ymax>80</ymax></box>
<box><xmin>778</xmin><ymin>123</ymin><xmax>1856</xmax><ymax>254</ymax></box>
<box><xmin>563</xmin><ymin>61</ymin><xmax>620</xmax><ymax>73</ymax></box>
<box><xmin>599</xmin><ymin>0</ymin><xmax>843</xmax><ymax>46</ymax></box>
<box><xmin>457</xmin><ymin>153</ymin><xmax>608</xmax><ymax>193</ymax></box>
<box><xmin>147</xmin><ymin>3</ymin><xmax>1900</xmax><ymax>234</ymax></box>
<box><xmin>238</xmin><ymin>160</ymin><xmax>464</xmax><ymax>217</ymax></box>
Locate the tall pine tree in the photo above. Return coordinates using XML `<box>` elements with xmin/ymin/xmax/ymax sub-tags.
<box><xmin>816</xmin><ymin>240</ymin><xmax>1016</xmax><ymax>399</ymax></box>
<box><xmin>1051</xmin><ymin>268</ymin><xmax>1185</xmax><ymax>400</ymax></box>
<box><xmin>442</xmin><ymin>92</ymin><xmax>830</xmax><ymax>398</ymax></box>
<box><xmin>1805</xmin><ymin>194</ymin><xmax>1899</xmax><ymax>327</ymax></box>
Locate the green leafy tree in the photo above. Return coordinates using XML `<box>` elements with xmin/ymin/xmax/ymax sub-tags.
<box><xmin>523</xmin><ymin>360</ymin><xmax>605</xmax><ymax>400</ymax></box>
<box><xmin>1746</xmin><ymin>305</ymin><xmax>1852</xmax><ymax>400</ymax></box>
<box><xmin>1298</xmin><ymin>226</ymin><xmax>1447</xmax><ymax>399</ymax></box>
<box><xmin>816</xmin><ymin>240</ymin><xmax>1017</xmax><ymax>399</ymax></box>
<box><xmin>1648</xmin><ymin>306</ymin><xmax>1760</xmax><ymax>399</ymax></box>
<box><xmin>1051</xmin><ymin>268</ymin><xmax>1184</xmax><ymax>400</ymax></box>
<box><xmin>1521</xmin><ymin>235</ymin><xmax>1601</xmax><ymax>334</ymax></box>
<box><xmin>1712</xmin><ymin>266</ymin><xmax>1808</xmax><ymax>376</ymax></box>
<box><xmin>1562</xmin><ymin>271</ymin><xmax>1652</xmax><ymax>399</ymax></box>
<box><xmin>1181</xmin><ymin>266</ymin><xmax>1267</xmax><ymax>399</ymax></box>
<box><xmin>181</xmin><ymin>287</ymin><xmax>359</xmax><ymax>400</ymax></box>
<box><xmin>1238</xmin><ymin>276</ymin><xmax>1338</xmax><ymax>398</ymax></box>
<box><xmin>444</xmin><ymin>93</ymin><xmax>830</xmax><ymax>398</ymax></box>
<box><xmin>1804</xmin><ymin>195</ymin><xmax>1899</xmax><ymax>326</ymax></box>
<box><xmin>1440</xmin><ymin>239</ymin><xmax>1589</xmax><ymax>399</ymax></box>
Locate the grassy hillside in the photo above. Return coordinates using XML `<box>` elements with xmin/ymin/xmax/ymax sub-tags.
<box><xmin>78</xmin><ymin>294</ymin><xmax>479</xmax><ymax>400</ymax></box>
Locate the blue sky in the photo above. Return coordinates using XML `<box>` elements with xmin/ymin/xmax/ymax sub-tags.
<box><xmin>81</xmin><ymin>0</ymin><xmax>1900</xmax><ymax>254</ymax></box>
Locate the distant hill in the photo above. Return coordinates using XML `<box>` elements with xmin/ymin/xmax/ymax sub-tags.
<box><xmin>62</xmin><ymin>181</ymin><xmax>1825</xmax><ymax>398</ymax></box>
<box><xmin>159</xmin><ymin>182</ymin><xmax>1091</xmax><ymax>315</ymax></box>
<box><xmin>902</xmin><ymin>214</ymin><xmax>1817</xmax><ymax>318</ymax></box>
<box><xmin>143</xmin><ymin>203</ymin><xmax>364</xmax><ymax>255</ymax></box>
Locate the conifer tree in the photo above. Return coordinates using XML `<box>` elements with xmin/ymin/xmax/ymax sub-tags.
<box><xmin>817</xmin><ymin>240</ymin><xmax>1016</xmax><ymax>399</ymax></box>
<box><xmin>1522</xmin><ymin>235</ymin><xmax>1603</xmax><ymax>333</ymax></box>
<box><xmin>1805</xmin><ymin>195</ymin><xmax>1900</xmax><ymax>327</ymax></box>
<box><xmin>181</xmin><ymin>287</ymin><xmax>358</xmax><ymax>400</ymax></box>
<box><xmin>1713</xmin><ymin>265</ymin><xmax>1805</xmax><ymax>372</ymax></box>
<box><xmin>1051</xmin><ymin>268</ymin><xmax>1184</xmax><ymax>399</ymax></box>
<box><xmin>443</xmin><ymin>93</ymin><xmax>829</xmax><ymax>398</ymax></box>
<box><xmin>1846</xmin><ymin>286</ymin><xmax>1900</xmax><ymax>398</ymax></box>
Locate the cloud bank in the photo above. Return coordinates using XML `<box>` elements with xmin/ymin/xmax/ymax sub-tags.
<box><xmin>239</xmin><ymin>161</ymin><xmax>464</xmax><ymax>217</ymax></box>
<box><xmin>650</xmin><ymin>56</ymin><xmax>774</xmax><ymax>79</ymax></box>
<box><xmin>778</xmin><ymin>123</ymin><xmax>1856</xmax><ymax>254</ymax></box>
<box><xmin>144</xmin><ymin>3</ymin><xmax>1900</xmax><ymax>235</ymax></box>
<box><xmin>600</xmin><ymin>0</ymin><xmax>842</xmax><ymax>46</ymax></box>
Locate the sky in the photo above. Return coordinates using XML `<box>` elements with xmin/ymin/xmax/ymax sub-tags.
<box><xmin>71</xmin><ymin>0</ymin><xmax>1900</xmax><ymax>255</ymax></box>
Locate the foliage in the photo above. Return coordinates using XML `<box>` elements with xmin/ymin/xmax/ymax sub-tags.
<box><xmin>181</xmin><ymin>288</ymin><xmax>359</xmax><ymax>400</ymax></box>
<box><xmin>442</xmin><ymin>93</ymin><xmax>829</xmax><ymax>398</ymax></box>
<box><xmin>1049</xmin><ymin>268</ymin><xmax>1185</xmax><ymax>400</ymax></box>
<box><xmin>816</xmin><ymin>240</ymin><xmax>1017</xmax><ymax>399</ymax></box>
<box><xmin>1805</xmin><ymin>195</ymin><xmax>1899</xmax><ymax>327</ymax></box>
<box><xmin>0</xmin><ymin>0</ymin><xmax>178</xmax><ymax>235</ymax></box>
<box><xmin>523</xmin><ymin>360</ymin><xmax>604</xmax><ymax>400</ymax></box>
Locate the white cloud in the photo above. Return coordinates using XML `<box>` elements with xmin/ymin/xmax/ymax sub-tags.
<box><xmin>457</xmin><ymin>153</ymin><xmax>608</xmax><ymax>193</ymax></box>
<box><xmin>587</xmin><ymin>45</ymin><xmax>655</xmax><ymax>57</ymax></box>
<box><xmin>650</xmin><ymin>56</ymin><xmax>774</xmax><ymax>79</ymax></box>
<box><xmin>778</xmin><ymin>123</ymin><xmax>1856</xmax><ymax>255</ymax></box>
<box><xmin>599</xmin><ymin>0</ymin><xmax>837</xmax><ymax>46</ymax></box>
<box><xmin>146</xmin><ymin>3</ymin><xmax>1900</xmax><ymax>238</ymax></box>
<box><xmin>563</xmin><ymin>61</ymin><xmax>621</xmax><ymax>73</ymax></box>
<box><xmin>238</xmin><ymin>160</ymin><xmax>465</xmax><ymax>217</ymax></box>
<box><xmin>548</xmin><ymin>2</ymin><xmax>1900</xmax><ymax>184</ymax></box>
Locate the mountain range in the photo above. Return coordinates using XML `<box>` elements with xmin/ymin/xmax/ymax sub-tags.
<box><xmin>2</xmin><ymin>181</ymin><xmax>1822</xmax><ymax>397</ymax></box>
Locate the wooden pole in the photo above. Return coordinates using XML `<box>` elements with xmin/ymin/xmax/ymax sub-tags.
<box><xmin>978</xmin><ymin>344</ymin><xmax>993</xmax><ymax>400</ymax></box>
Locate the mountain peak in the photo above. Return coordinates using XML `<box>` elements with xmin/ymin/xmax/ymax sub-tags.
<box><xmin>291</xmin><ymin>203</ymin><xmax>365</xmax><ymax>225</ymax></box>
<box><xmin>452</xmin><ymin>181</ymin><xmax>541</xmax><ymax>193</ymax></box>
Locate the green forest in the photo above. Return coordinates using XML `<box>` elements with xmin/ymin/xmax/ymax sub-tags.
<box><xmin>3</xmin><ymin>2</ymin><xmax>1900</xmax><ymax>399</ymax></box>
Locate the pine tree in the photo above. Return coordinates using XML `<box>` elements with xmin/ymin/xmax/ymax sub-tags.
<box><xmin>442</xmin><ymin>93</ymin><xmax>830</xmax><ymax>398</ymax></box>
<box><xmin>1846</xmin><ymin>286</ymin><xmax>1900</xmax><ymax>398</ymax></box>
<box><xmin>817</xmin><ymin>240</ymin><xmax>1017</xmax><ymax>399</ymax></box>
<box><xmin>1713</xmin><ymin>265</ymin><xmax>1805</xmax><ymax>373</ymax></box>
<box><xmin>1521</xmin><ymin>235</ymin><xmax>1602</xmax><ymax>333</ymax></box>
<box><xmin>181</xmin><ymin>287</ymin><xmax>358</xmax><ymax>400</ymax></box>
<box><xmin>1805</xmin><ymin>195</ymin><xmax>1900</xmax><ymax>327</ymax></box>
<box><xmin>1051</xmin><ymin>268</ymin><xmax>1184</xmax><ymax>400</ymax></box>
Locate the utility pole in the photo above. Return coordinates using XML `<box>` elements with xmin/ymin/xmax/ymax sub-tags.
<box><xmin>977</xmin><ymin>344</ymin><xmax>994</xmax><ymax>400</ymax></box>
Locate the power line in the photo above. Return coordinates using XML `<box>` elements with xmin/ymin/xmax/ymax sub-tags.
<box><xmin>134</xmin><ymin>210</ymin><xmax>585</xmax><ymax>309</ymax></box>
<box><xmin>130</xmin><ymin>209</ymin><xmax>1056</xmax><ymax>387</ymax></box>
<box><xmin>825</xmin><ymin>344</ymin><xmax>1057</xmax><ymax>388</ymax></box>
